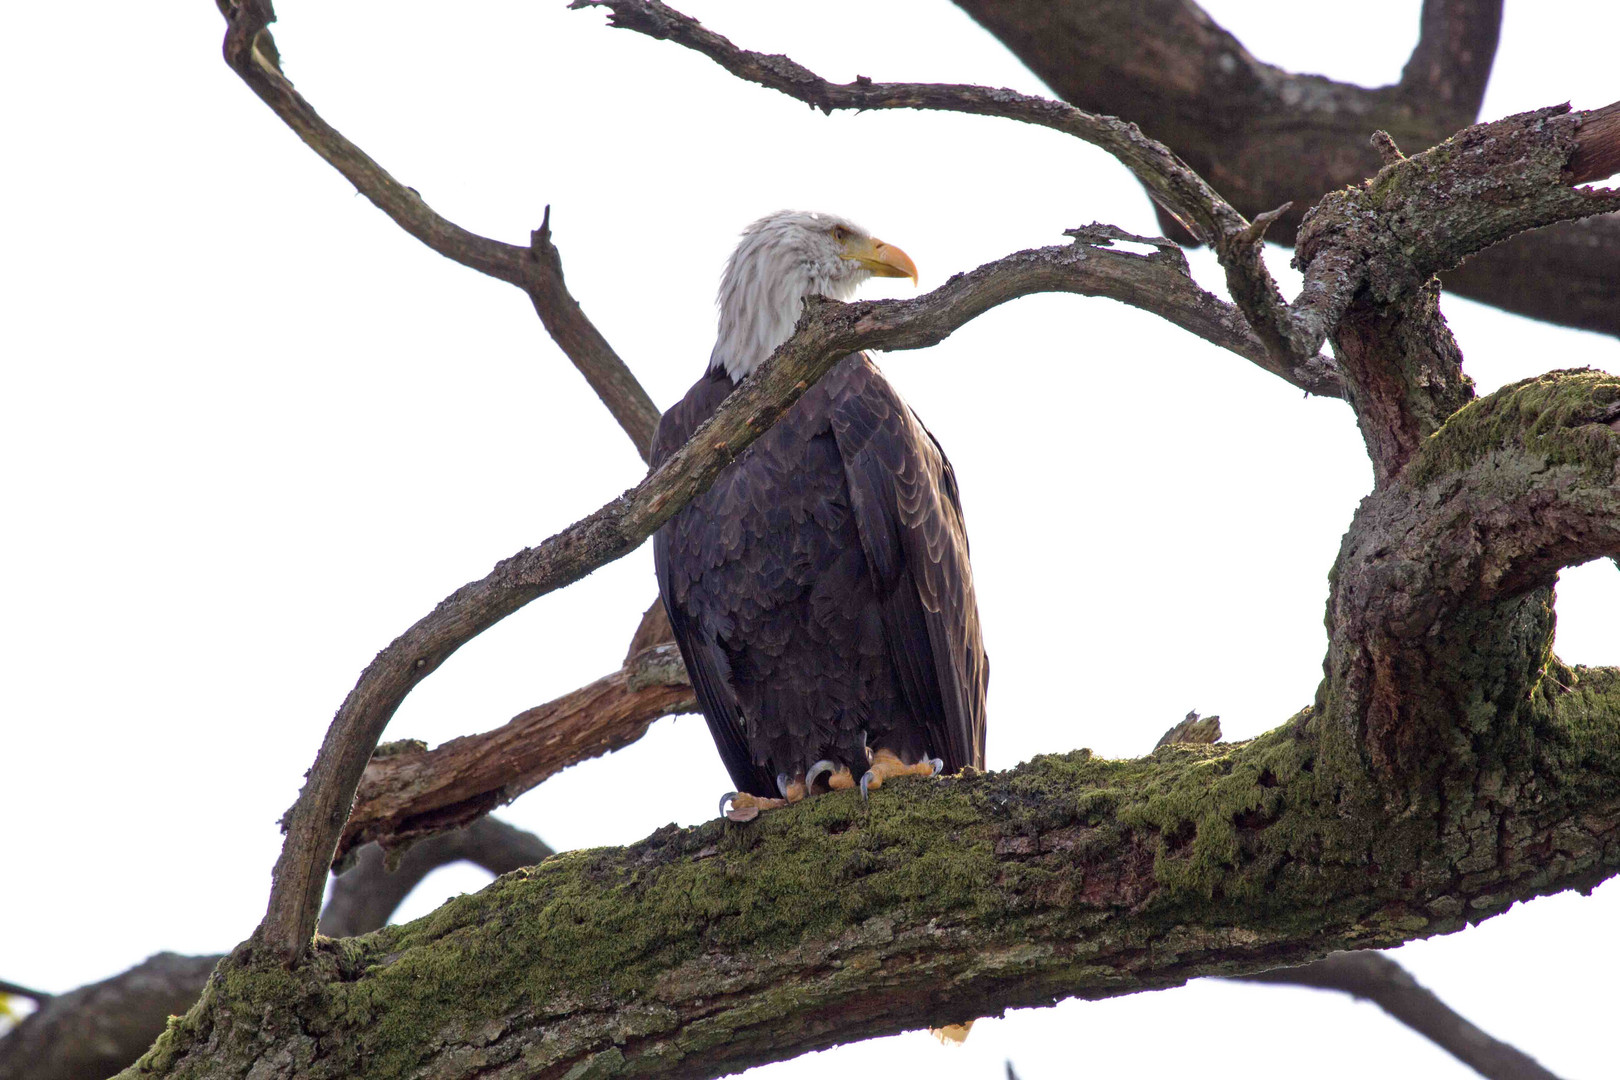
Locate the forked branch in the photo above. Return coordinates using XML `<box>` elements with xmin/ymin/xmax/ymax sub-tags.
<box><xmin>258</xmin><ymin>229</ymin><xmax>1316</xmax><ymax>965</ymax></box>
<box><xmin>214</xmin><ymin>0</ymin><xmax>660</xmax><ymax>456</ymax></box>
<box><xmin>573</xmin><ymin>0</ymin><xmax>1620</xmax><ymax>394</ymax></box>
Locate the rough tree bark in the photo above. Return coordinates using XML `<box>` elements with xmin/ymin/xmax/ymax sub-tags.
<box><xmin>53</xmin><ymin>4</ymin><xmax>1616</xmax><ymax>1079</ymax></box>
<box><xmin>0</xmin><ymin>820</ymin><xmax>554</xmax><ymax>1080</ymax></box>
<box><xmin>6</xmin><ymin>726</ymin><xmax>1558</xmax><ymax>1080</ymax></box>
<box><xmin>951</xmin><ymin>0</ymin><xmax>1620</xmax><ymax>338</ymax></box>
<box><xmin>104</xmin><ymin>6</ymin><xmax>1620</xmax><ymax>1077</ymax></box>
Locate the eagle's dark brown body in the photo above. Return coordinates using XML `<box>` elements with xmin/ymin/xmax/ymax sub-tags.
<box><xmin>652</xmin><ymin>354</ymin><xmax>987</xmax><ymax>798</ymax></box>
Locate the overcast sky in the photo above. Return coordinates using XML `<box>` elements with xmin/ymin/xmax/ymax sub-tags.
<box><xmin>3</xmin><ymin>1</ymin><xmax>1617</xmax><ymax>1077</ymax></box>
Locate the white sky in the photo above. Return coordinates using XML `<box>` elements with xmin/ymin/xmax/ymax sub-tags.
<box><xmin>2</xmin><ymin>1</ymin><xmax>1617</xmax><ymax>1077</ymax></box>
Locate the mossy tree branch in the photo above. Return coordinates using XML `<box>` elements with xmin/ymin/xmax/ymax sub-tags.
<box><xmin>127</xmin><ymin>657</ymin><xmax>1620</xmax><ymax>1079</ymax></box>
<box><xmin>119</xmin><ymin>367</ymin><xmax>1620</xmax><ymax>1080</ymax></box>
<box><xmin>1322</xmin><ymin>370</ymin><xmax>1620</xmax><ymax>782</ymax></box>
<box><xmin>150</xmin><ymin>6</ymin><xmax>1620</xmax><ymax>1076</ymax></box>
<box><xmin>1306</xmin><ymin>104</ymin><xmax>1620</xmax><ymax>485</ymax></box>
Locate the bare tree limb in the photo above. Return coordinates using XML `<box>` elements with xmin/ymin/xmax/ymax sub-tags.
<box><xmin>1401</xmin><ymin>0</ymin><xmax>1504</xmax><ymax>118</ymax></box>
<box><xmin>336</xmin><ymin>645</ymin><xmax>695</xmax><ymax>866</ymax></box>
<box><xmin>0</xmin><ymin>954</ymin><xmax>220</xmax><ymax>1080</ymax></box>
<box><xmin>569</xmin><ymin>0</ymin><xmax>1239</xmax><ymax>245</ymax></box>
<box><xmin>1235</xmin><ymin>953</ymin><xmax>1561</xmax><ymax>1080</ymax></box>
<box><xmin>1571</xmin><ymin>100</ymin><xmax>1620</xmax><ymax>187</ymax></box>
<box><xmin>214</xmin><ymin>0</ymin><xmax>660</xmax><ymax>458</ymax></box>
<box><xmin>1302</xmin><ymin>104</ymin><xmax>1619</xmax><ymax>485</ymax></box>
<box><xmin>528</xmin><ymin>208</ymin><xmax>661</xmax><ymax>457</ymax></box>
<box><xmin>0</xmin><ymin>981</ymin><xmax>50</xmax><ymax>1004</ymax></box>
<box><xmin>320</xmin><ymin>817</ymin><xmax>556</xmax><ymax>938</ymax></box>
<box><xmin>1444</xmin><ymin>217</ymin><xmax>1620</xmax><ymax>338</ymax></box>
<box><xmin>947</xmin><ymin>0</ymin><xmax>1498</xmax><ymax>245</ymax></box>
<box><xmin>573</xmin><ymin>1</ymin><xmax>1618</xmax><ymax>384</ymax></box>
<box><xmin>571</xmin><ymin>0</ymin><xmax>1326</xmax><ymax>378</ymax></box>
<box><xmin>950</xmin><ymin>0</ymin><xmax>1620</xmax><ymax>339</ymax></box>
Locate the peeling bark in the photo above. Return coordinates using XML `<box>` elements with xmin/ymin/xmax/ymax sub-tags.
<box><xmin>337</xmin><ymin>646</ymin><xmax>694</xmax><ymax>866</ymax></box>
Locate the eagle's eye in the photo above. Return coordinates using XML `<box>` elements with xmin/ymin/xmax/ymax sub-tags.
<box><xmin>831</xmin><ymin>226</ymin><xmax>850</xmax><ymax>243</ymax></box>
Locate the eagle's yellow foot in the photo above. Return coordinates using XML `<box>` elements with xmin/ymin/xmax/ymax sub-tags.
<box><xmin>719</xmin><ymin>791</ymin><xmax>787</xmax><ymax>822</ymax></box>
<box><xmin>720</xmin><ymin>773</ymin><xmax>812</xmax><ymax>822</ymax></box>
<box><xmin>804</xmin><ymin>759</ymin><xmax>858</xmax><ymax>793</ymax></box>
<box><xmin>860</xmin><ymin>748</ymin><xmax>945</xmax><ymax>799</ymax></box>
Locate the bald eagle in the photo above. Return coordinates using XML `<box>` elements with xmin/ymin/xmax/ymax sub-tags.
<box><xmin>652</xmin><ymin>211</ymin><xmax>987</xmax><ymax>820</ymax></box>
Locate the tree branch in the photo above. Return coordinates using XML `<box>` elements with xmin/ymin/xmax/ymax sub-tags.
<box><xmin>257</xmin><ymin>225</ymin><xmax>1310</xmax><ymax>966</ymax></box>
<box><xmin>0</xmin><ymin>819</ymin><xmax>555</xmax><ymax>1080</ymax></box>
<box><xmin>570</xmin><ymin>0</ymin><xmax>1240</xmax><ymax>241</ymax></box>
<box><xmin>950</xmin><ymin>0</ymin><xmax>1499</xmax><ymax>241</ymax></box>
<box><xmin>571</xmin><ymin>0</ymin><xmax>1324</xmax><ymax>376</ymax></box>
<box><xmin>1301</xmin><ymin>104</ymin><xmax>1619</xmax><ymax>483</ymax></box>
<box><xmin>214</xmin><ymin>0</ymin><xmax>660</xmax><ymax>458</ymax></box>
<box><xmin>0</xmin><ymin>982</ymin><xmax>49</xmax><ymax>1005</ymax></box>
<box><xmin>1444</xmin><ymin>217</ymin><xmax>1620</xmax><ymax>338</ymax></box>
<box><xmin>0</xmin><ymin>954</ymin><xmax>221</xmax><ymax>1080</ymax></box>
<box><xmin>950</xmin><ymin>0</ymin><xmax>1620</xmax><ymax>338</ymax></box>
<box><xmin>123</xmin><ymin>668</ymin><xmax>1620</xmax><ymax>1080</ymax></box>
<box><xmin>320</xmin><ymin>816</ymin><xmax>556</xmax><ymax>938</ymax></box>
<box><xmin>1235</xmin><ymin>953</ymin><xmax>1561</xmax><ymax>1080</ymax></box>
<box><xmin>1401</xmin><ymin>0</ymin><xmax>1504</xmax><ymax>118</ymax></box>
<box><xmin>1324</xmin><ymin>370</ymin><xmax>1620</xmax><ymax>777</ymax></box>
<box><xmin>528</xmin><ymin>209</ymin><xmax>661</xmax><ymax>458</ymax></box>
<box><xmin>335</xmin><ymin>645</ymin><xmax>695</xmax><ymax>867</ymax></box>
<box><xmin>573</xmin><ymin>1</ymin><xmax>1618</xmax><ymax>384</ymax></box>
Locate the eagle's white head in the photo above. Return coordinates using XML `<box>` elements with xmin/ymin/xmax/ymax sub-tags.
<box><xmin>709</xmin><ymin>210</ymin><xmax>918</xmax><ymax>382</ymax></box>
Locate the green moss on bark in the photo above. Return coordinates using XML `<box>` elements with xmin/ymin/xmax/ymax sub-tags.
<box><xmin>123</xmin><ymin>664</ymin><xmax>1620</xmax><ymax>1080</ymax></box>
<box><xmin>1409</xmin><ymin>369</ymin><xmax>1620</xmax><ymax>488</ymax></box>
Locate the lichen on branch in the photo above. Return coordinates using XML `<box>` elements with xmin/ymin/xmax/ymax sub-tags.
<box><xmin>129</xmin><ymin>690</ymin><xmax>1620</xmax><ymax>1080</ymax></box>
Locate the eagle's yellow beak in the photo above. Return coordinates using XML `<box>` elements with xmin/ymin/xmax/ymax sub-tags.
<box><xmin>843</xmin><ymin>234</ymin><xmax>918</xmax><ymax>284</ymax></box>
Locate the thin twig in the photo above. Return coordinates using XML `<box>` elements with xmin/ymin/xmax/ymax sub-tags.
<box><xmin>572</xmin><ymin>0</ymin><xmax>1331</xmax><ymax>397</ymax></box>
<box><xmin>215</xmin><ymin>0</ymin><xmax>659</xmax><ymax>459</ymax></box>
<box><xmin>0</xmin><ymin>980</ymin><xmax>51</xmax><ymax>1004</ymax></box>
<box><xmin>572</xmin><ymin>1</ymin><xmax>1237</xmax><ymax>243</ymax></box>
<box><xmin>576</xmin><ymin>1</ymin><xmax>1620</xmax><ymax>381</ymax></box>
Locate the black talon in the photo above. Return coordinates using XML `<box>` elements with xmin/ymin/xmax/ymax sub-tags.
<box><xmin>860</xmin><ymin>770</ymin><xmax>876</xmax><ymax>800</ymax></box>
<box><xmin>776</xmin><ymin>773</ymin><xmax>791</xmax><ymax>799</ymax></box>
<box><xmin>929</xmin><ymin>757</ymin><xmax>945</xmax><ymax>775</ymax></box>
<box><xmin>719</xmin><ymin>791</ymin><xmax>741</xmax><ymax>816</ymax></box>
<box><xmin>805</xmin><ymin>760</ymin><xmax>837</xmax><ymax>790</ymax></box>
